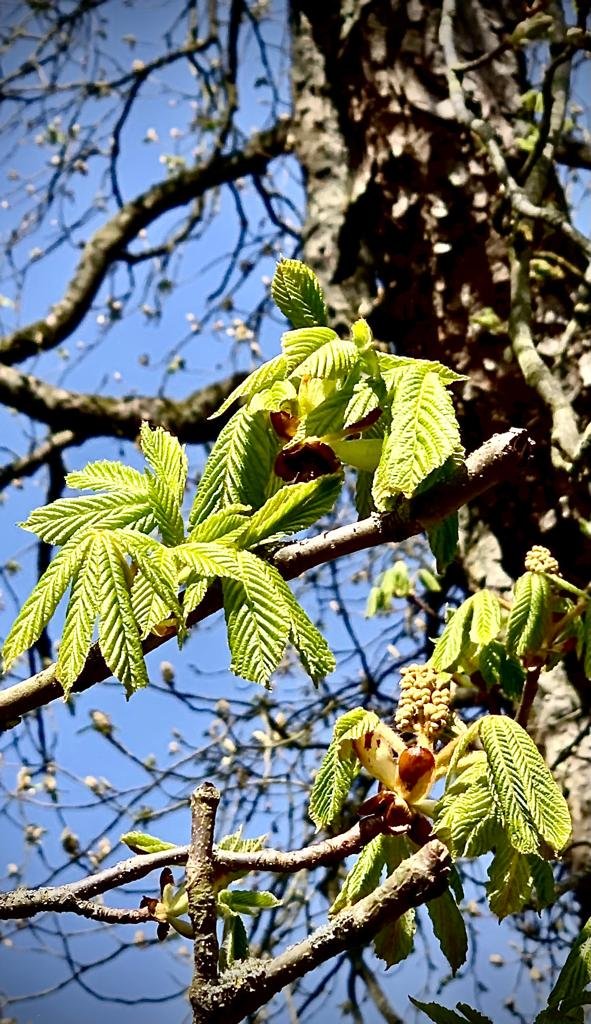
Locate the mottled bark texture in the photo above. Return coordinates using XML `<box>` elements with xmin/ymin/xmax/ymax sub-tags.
<box><xmin>290</xmin><ymin>0</ymin><xmax>591</xmax><ymax>890</ymax></box>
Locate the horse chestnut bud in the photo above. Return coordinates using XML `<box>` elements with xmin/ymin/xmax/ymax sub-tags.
<box><xmin>397</xmin><ymin>745</ymin><xmax>435</xmax><ymax>802</ymax></box>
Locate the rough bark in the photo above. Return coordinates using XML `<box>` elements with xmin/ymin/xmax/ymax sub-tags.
<box><xmin>290</xmin><ymin>0</ymin><xmax>591</xmax><ymax>887</ymax></box>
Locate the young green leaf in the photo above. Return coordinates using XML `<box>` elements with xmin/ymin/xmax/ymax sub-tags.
<box><xmin>343</xmin><ymin>378</ymin><xmax>386</xmax><ymax>429</ymax></box>
<box><xmin>373</xmin><ymin>368</ymin><xmax>461</xmax><ymax>505</ymax></box>
<box><xmin>189</xmin><ymin>407</ymin><xmax>277</xmax><ymax>526</ymax></box>
<box><xmin>220</xmin><ymin>913</ymin><xmax>249</xmax><ymax>968</ymax></box>
<box><xmin>479</xmin><ymin>715</ymin><xmax>571</xmax><ymax>855</ymax></box>
<box><xmin>272</xmin><ymin>258</ymin><xmax>328</xmax><ymax>328</ymax></box>
<box><xmin>330</xmin><ymin>835</ymin><xmax>387</xmax><ymax>915</ymax></box>
<box><xmin>96</xmin><ymin>533</ymin><xmax>149</xmax><ymax>696</ymax></box>
<box><xmin>140</xmin><ymin>422</ymin><xmax>187</xmax><ymax>506</ymax></box>
<box><xmin>486</xmin><ymin>836</ymin><xmax>534</xmax><ymax>919</ymax></box>
<box><xmin>217</xmin><ymin>889</ymin><xmax>281</xmax><ymax>915</ymax></box>
<box><xmin>374</xmin><ymin>908</ymin><xmax>415</xmax><ymax>967</ymax></box>
<box><xmin>469</xmin><ymin>590</ymin><xmax>501</xmax><ymax>646</ymax></box>
<box><xmin>542</xmin><ymin>917</ymin><xmax>591</xmax><ymax>1017</ymax></box>
<box><xmin>239</xmin><ymin>475</ymin><xmax>342</xmax><ymax>547</ymax></box>
<box><xmin>378</xmin><ymin>353</ymin><xmax>467</xmax><ymax>386</ymax></box>
<box><xmin>3</xmin><ymin>533</ymin><xmax>93</xmax><ymax>673</ymax></box>
<box><xmin>289</xmin><ymin>338</ymin><xmax>360</xmax><ymax>382</ymax></box>
<box><xmin>427</xmin><ymin>514</ymin><xmax>459</xmax><ymax>573</ymax></box>
<box><xmin>66</xmin><ymin>459</ymin><xmax>149</xmax><ymax>494</ymax></box>
<box><xmin>211</xmin><ymin>354</ymin><xmax>289</xmax><ymax>419</ymax></box>
<box><xmin>506</xmin><ymin>571</ymin><xmax>551</xmax><ymax>657</ymax></box>
<box><xmin>435</xmin><ymin>760</ymin><xmax>502</xmax><ymax>859</ymax></box>
<box><xmin>430</xmin><ymin>597</ymin><xmax>475</xmax><ymax>672</ymax></box>
<box><xmin>188</xmin><ymin>505</ymin><xmax>250</xmax><ymax>544</ymax></box>
<box><xmin>56</xmin><ymin>536</ymin><xmax>101</xmax><ymax>692</ymax></box>
<box><xmin>131</xmin><ymin>570</ymin><xmax>177</xmax><ymax>639</ymax></box>
<box><xmin>20</xmin><ymin>492</ymin><xmax>154</xmax><ymax>545</ymax></box>
<box><xmin>426</xmin><ymin>888</ymin><xmax>468</xmax><ymax>974</ymax></box>
<box><xmin>263</xmin><ymin>567</ymin><xmax>336</xmax><ymax>683</ymax></box>
<box><xmin>223</xmin><ymin>550</ymin><xmax>290</xmax><ymax>685</ymax></box>
<box><xmin>478</xmin><ymin>641</ymin><xmax>525</xmax><ymax>698</ymax></box>
<box><xmin>281</xmin><ymin>326</ymin><xmax>339</xmax><ymax>370</ymax></box>
<box><xmin>410</xmin><ymin>999</ymin><xmax>493</xmax><ymax>1024</ymax></box>
<box><xmin>120</xmin><ymin>831</ymin><xmax>176</xmax><ymax>854</ymax></box>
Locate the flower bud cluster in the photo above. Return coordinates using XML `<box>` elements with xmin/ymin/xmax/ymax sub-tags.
<box><xmin>395</xmin><ymin>663</ymin><xmax>452</xmax><ymax>742</ymax></box>
<box><xmin>524</xmin><ymin>545</ymin><xmax>560</xmax><ymax>575</ymax></box>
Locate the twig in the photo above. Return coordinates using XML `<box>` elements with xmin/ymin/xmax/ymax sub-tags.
<box><xmin>187</xmin><ymin>783</ymin><xmax>220</xmax><ymax>997</ymax></box>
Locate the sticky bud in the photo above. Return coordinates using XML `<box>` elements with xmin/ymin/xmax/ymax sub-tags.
<box><xmin>397</xmin><ymin>745</ymin><xmax>435</xmax><ymax>802</ymax></box>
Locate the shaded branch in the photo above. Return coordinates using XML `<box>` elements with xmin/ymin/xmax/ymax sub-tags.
<box><xmin>0</xmin><ymin>427</ymin><xmax>531</xmax><ymax>728</ymax></box>
<box><xmin>0</xmin><ymin>122</ymin><xmax>290</xmax><ymax>366</ymax></box>
<box><xmin>0</xmin><ymin>365</ymin><xmax>246</xmax><ymax>445</ymax></box>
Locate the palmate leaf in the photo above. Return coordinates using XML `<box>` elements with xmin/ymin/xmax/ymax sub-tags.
<box><xmin>188</xmin><ymin>407</ymin><xmax>277</xmax><ymax>527</ymax></box>
<box><xmin>223</xmin><ymin>550</ymin><xmax>290</xmax><ymax>686</ymax></box>
<box><xmin>2</xmin><ymin>533</ymin><xmax>92</xmax><ymax>672</ymax></box>
<box><xmin>131</xmin><ymin>570</ymin><xmax>176</xmax><ymax>638</ymax></box>
<box><xmin>96</xmin><ymin>532</ymin><xmax>149</xmax><ymax>696</ymax></box>
<box><xmin>486</xmin><ymin>836</ymin><xmax>534</xmax><ymax>919</ymax></box>
<box><xmin>239</xmin><ymin>475</ymin><xmax>342</xmax><ymax>547</ymax></box>
<box><xmin>330</xmin><ymin>835</ymin><xmax>387</xmax><ymax>915</ymax></box>
<box><xmin>506</xmin><ymin>571</ymin><xmax>551</xmax><ymax>657</ymax></box>
<box><xmin>426</xmin><ymin>888</ymin><xmax>468</xmax><ymax>974</ymax></box>
<box><xmin>479</xmin><ymin>715</ymin><xmax>571</xmax><ymax>855</ymax></box>
<box><xmin>469</xmin><ymin>590</ymin><xmax>501</xmax><ymax>646</ymax></box>
<box><xmin>66</xmin><ymin>459</ymin><xmax>149</xmax><ymax>494</ymax></box>
<box><xmin>281</xmin><ymin>327</ymin><xmax>339</xmax><ymax>370</ymax></box>
<box><xmin>56</xmin><ymin>536</ymin><xmax>101</xmax><ymax>692</ymax></box>
<box><xmin>20</xmin><ymin>492</ymin><xmax>154</xmax><ymax>545</ymax></box>
<box><xmin>120</xmin><ymin>533</ymin><xmax>182</xmax><ymax>637</ymax></box>
<box><xmin>373</xmin><ymin>367</ymin><xmax>461</xmax><ymax>506</ymax></box>
<box><xmin>140</xmin><ymin>423</ymin><xmax>187</xmax><ymax>544</ymax></box>
<box><xmin>272</xmin><ymin>258</ymin><xmax>328</xmax><ymax>328</ymax></box>
<box><xmin>434</xmin><ymin>760</ymin><xmax>502</xmax><ymax>859</ymax></box>
<box><xmin>211</xmin><ymin>354</ymin><xmax>289</xmax><ymax>420</ymax></box>
<box><xmin>188</xmin><ymin>504</ymin><xmax>250</xmax><ymax>544</ymax></box>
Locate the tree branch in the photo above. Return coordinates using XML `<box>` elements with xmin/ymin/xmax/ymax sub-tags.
<box><xmin>0</xmin><ymin>122</ymin><xmax>290</xmax><ymax>366</ymax></box>
<box><xmin>192</xmin><ymin>840</ymin><xmax>450</xmax><ymax>1024</ymax></box>
<box><xmin>188</xmin><ymin>783</ymin><xmax>220</xmax><ymax>992</ymax></box>
<box><xmin>0</xmin><ymin>430</ymin><xmax>78</xmax><ymax>490</ymax></box>
<box><xmin>0</xmin><ymin>365</ymin><xmax>246</xmax><ymax>445</ymax></box>
<box><xmin>0</xmin><ymin>817</ymin><xmax>389</xmax><ymax>921</ymax></box>
<box><xmin>0</xmin><ymin>427</ymin><xmax>530</xmax><ymax>728</ymax></box>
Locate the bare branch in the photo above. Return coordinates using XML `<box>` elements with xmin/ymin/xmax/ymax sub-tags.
<box><xmin>188</xmin><ymin>783</ymin><xmax>220</xmax><ymax>990</ymax></box>
<box><xmin>0</xmin><ymin>122</ymin><xmax>290</xmax><ymax>366</ymax></box>
<box><xmin>0</xmin><ymin>427</ymin><xmax>531</xmax><ymax>729</ymax></box>
<box><xmin>0</xmin><ymin>365</ymin><xmax>246</xmax><ymax>445</ymax></box>
<box><xmin>0</xmin><ymin>430</ymin><xmax>78</xmax><ymax>490</ymax></box>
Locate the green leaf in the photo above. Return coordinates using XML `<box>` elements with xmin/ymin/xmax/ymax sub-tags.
<box><xmin>506</xmin><ymin>572</ymin><xmax>551</xmax><ymax>657</ymax></box>
<box><xmin>220</xmin><ymin>913</ymin><xmax>249</xmax><ymax>968</ymax></box>
<box><xmin>374</xmin><ymin>908</ymin><xmax>415</xmax><ymax>967</ymax></box>
<box><xmin>66</xmin><ymin>460</ymin><xmax>149</xmax><ymax>494</ymax></box>
<box><xmin>2</xmin><ymin>533</ymin><xmax>92</xmax><ymax>672</ymax></box>
<box><xmin>121</xmin><ymin>533</ymin><xmax>182</xmax><ymax>626</ymax></box>
<box><xmin>410</xmin><ymin>999</ymin><xmax>493</xmax><ymax>1024</ymax></box>
<box><xmin>545</xmin><ymin>917</ymin><xmax>591</xmax><ymax>1013</ymax></box>
<box><xmin>479</xmin><ymin>715</ymin><xmax>571</xmax><ymax>855</ymax></box>
<box><xmin>343</xmin><ymin>378</ymin><xmax>386</xmax><ymax>429</ymax></box>
<box><xmin>290</xmin><ymin>338</ymin><xmax>360</xmax><ymax>382</ymax></box>
<box><xmin>188</xmin><ymin>505</ymin><xmax>250</xmax><ymax>544</ymax></box>
<box><xmin>120</xmin><ymin>831</ymin><xmax>176</xmax><ymax>854</ymax></box>
<box><xmin>215</xmin><ymin>828</ymin><xmax>268</xmax><ymax>889</ymax></box>
<box><xmin>427</xmin><ymin>514</ymin><xmax>459</xmax><ymax>573</ymax></box>
<box><xmin>223</xmin><ymin>550</ymin><xmax>290</xmax><ymax>685</ymax></box>
<box><xmin>426</xmin><ymin>888</ymin><xmax>468</xmax><ymax>974</ymax></box>
<box><xmin>469</xmin><ymin>590</ymin><xmax>501</xmax><ymax>646</ymax></box>
<box><xmin>529</xmin><ymin>855</ymin><xmax>555</xmax><ymax>908</ymax></box>
<box><xmin>430</xmin><ymin>597</ymin><xmax>475</xmax><ymax>671</ymax></box>
<box><xmin>263</xmin><ymin>568</ymin><xmax>336</xmax><ymax>683</ymax></box>
<box><xmin>330</xmin><ymin>835</ymin><xmax>387</xmax><ymax>915</ymax></box>
<box><xmin>56</xmin><ymin>537</ymin><xmax>101</xmax><ymax>692</ymax></box>
<box><xmin>373</xmin><ymin>368</ymin><xmax>461</xmax><ymax>505</ymax></box>
<box><xmin>272</xmin><ymin>258</ymin><xmax>328</xmax><ymax>328</ymax></box>
<box><xmin>331</xmin><ymin>438</ymin><xmax>383</xmax><ymax>472</ymax></box>
<box><xmin>176</xmin><ymin>541</ymin><xmax>242</xmax><ymax>583</ymax></box>
<box><xmin>435</xmin><ymin>759</ymin><xmax>502</xmax><ymax>859</ymax></box>
<box><xmin>211</xmin><ymin>354</ymin><xmax>289</xmax><ymax>419</ymax></box>
<box><xmin>378</xmin><ymin>353</ymin><xmax>467</xmax><ymax>386</ymax></box>
<box><xmin>418</xmin><ymin>568</ymin><xmax>442</xmax><ymax>593</ymax></box>
<box><xmin>486</xmin><ymin>836</ymin><xmax>534</xmax><ymax>918</ymax></box>
<box><xmin>20</xmin><ymin>492</ymin><xmax>153</xmax><ymax>545</ymax></box>
<box><xmin>217</xmin><ymin>889</ymin><xmax>281</xmax><ymax>915</ymax></box>
<box><xmin>131</xmin><ymin>570</ymin><xmax>176</xmax><ymax>638</ymax></box>
<box><xmin>189</xmin><ymin>408</ymin><xmax>277</xmax><ymax>526</ymax></box>
<box><xmin>140</xmin><ymin>422</ymin><xmax>187</xmax><ymax>507</ymax></box>
<box><xmin>281</xmin><ymin>327</ymin><xmax>339</xmax><ymax>369</ymax></box>
<box><xmin>240</xmin><ymin>475</ymin><xmax>342</xmax><ymax>547</ymax></box>
<box><xmin>147</xmin><ymin>475</ymin><xmax>185</xmax><ymax>546</ymax></box>
<box><xmin>96</xmin><ymin>533</ymin><xmax>149</xmax><ymax>696</ymax></box>
<box><xmin>308</xmin><ymin>709</ymin><xmax>378</xmax><ymax>828</ymax></box>
<box><xmin>478</xmin><ymin>641</ymin><xmax>525</xmax><ymax>698</ymax></box>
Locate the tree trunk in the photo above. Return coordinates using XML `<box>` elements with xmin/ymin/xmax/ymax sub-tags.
<box><xmin>290</xmin><ymin>0</ymin><xmax>591</xmax><ymax>894</ymax></box>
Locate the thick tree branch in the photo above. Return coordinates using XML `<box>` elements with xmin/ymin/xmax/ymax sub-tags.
<box><xmin>192</xmin><ymin>840</ymin><xmax>450</xmax><ymax>1024</ymax></box>
<box><xmin>0</xmin><ymin>430</ymin><xmax>78</xmax><ymax>490</ymax></box>
<box><xmin>0</xmin><ymin>122</ymin><xmax>290</xmax><ymax>366</ymax></box>
<box><xmin>187</xmin><ymin>783</ymin><xmax>220</xmax><ymax>991</ymax></box>
<box><xmin>0</xmin><ymin>366</ymin><xmax>246</xmax><ymax>444</ymax></box>
<box><xmin>0</xmin><ymin>817</ymin><xmax>388</xmax><ymax>921</ymax></box>
<box><xmin>0</xmin><ymin>427</ymin><xmax>530</xmax><ymax>728</ymax></box>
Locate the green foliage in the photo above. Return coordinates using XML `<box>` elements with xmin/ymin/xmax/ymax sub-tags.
<box><xmin>427</xmin><ymin>513</ymin><xmax>459</xmax><ymax>573</ymax></box>
<box><xmin>411</xmin><ymin>999</ymin><xmax>493</xmax><ymax>1024</ymax></box>
<box><xmin>536</xmin><ymin>918</ymin><xmax>591</xmax><ymax>1023</ymax></box>
<box><xmin>426</xmin><ymin>888</ymin><xmax>468</xmax><ymax>974</ymax></box>
<box><xmin>308</xmin><ymin>708</ymin><xmax>380</xmax><ymax>828</ymax></box>
<box><xmin>506</xmin><ymin>571</ymin><xmax>551</xmax><ymax>657</ymax></box>
<box><xmin>330</xmin><ymin>835</ymin><xmax>387</xmax><ymax>915</ymax></box>
<box><xmin>120</xmin><ymin>831</ymin><xmax>176</xmax><ymax>854</ymax></box>
<box><xmin>271</xmin><ymin>257</ymin><xmax>328</xmax><ymax>328</ymax></box>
